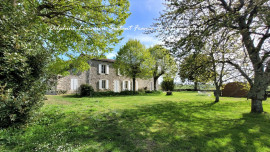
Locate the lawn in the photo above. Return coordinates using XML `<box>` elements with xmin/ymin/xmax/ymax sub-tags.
<box><xmin>1</xmin><ymin>92</ymin><xmax>270</xmax><ymax>152</ymax></box>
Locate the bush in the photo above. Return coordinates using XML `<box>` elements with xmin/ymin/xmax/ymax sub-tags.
<box><xmin>138</xmin><ymin>89</ymin><xmax>145</xmax><ymax>94</ymax></box>
<box><xmin>93</xmin><ymin>91</ymin><xmax>118</xmax><ymax>97</ymax></box>
<box><xmin>92</xmin><ymin>91</ymin><xmax>140</xmax><ymax>97</ymax></box>
<box><xmin>79</xmin><ymin>84</ymin><xmax>94</xmax><ymax>97</ymax></box>
<box><xmin>0</xmin><ymin>50</ymin><xmax>49</xmax><ymax>128</ymax></box>
<box><xmin>56</xmin><ymin>90</ymin><xmax>67</xmax><ymax>95</ymax></box>
<box><xmin>0</xmin><ymin>83</ymin><xmax>45</xmax><ymax>128</ymax></box>
<box><xmin>119</xmin><ymin>91</ymin><xmax>139</xmax><ymax>95</ymax></box>
<box><xmin>161</xmin><ymin>79</ymin><xmax>175</xmax><ymax>91</ymax></box>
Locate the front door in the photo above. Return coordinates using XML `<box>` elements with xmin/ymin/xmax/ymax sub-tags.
<box><xmin>114</xmin><ymin>80</ymin><xmax>120</xmax><ymax>92</ymax></box>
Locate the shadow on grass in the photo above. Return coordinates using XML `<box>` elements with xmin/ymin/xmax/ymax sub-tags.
<box><xmin>1</xmin><ymin>101</ymin><xmax>270</xmax><ymax>151</ymax></box>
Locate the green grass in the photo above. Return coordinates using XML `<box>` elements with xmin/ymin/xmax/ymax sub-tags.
<box><xmin>1</xmin><ymin>92</ymin><xmax>270</xmax><ymax>152</ymax></box>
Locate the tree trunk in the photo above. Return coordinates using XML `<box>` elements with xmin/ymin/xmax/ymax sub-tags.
<box><xmin>239</xmin><ymin>28</ymin><xmax>268</xmax><ymax>113</ymax></box>
<box><xmin>194</xmin><ymin>81</ymin><xmax>198</xmax><ymax>91</ymax></box>
<box><xmin>133</xmin><ymin>77</ymin><xmax>136</xmax><ymax>95</ymax></box>
<box><xmin>248</xmin><ymin>72</ymin><xmax>268</xmax><ymax>113</ymax></box>
<box><xmin>214</xmin><ymin>86</ymin><xmax>220</xmax><ymax>103</ymax></box>
<box><xmin>251</xmin><ymin>99</ymin><xmax>263</xmax><ymax>113</ymax></box>
<box><xmin>153</xmin><ymin>77</ymin><xmax>158</xmax><ymax>91</ymax></box>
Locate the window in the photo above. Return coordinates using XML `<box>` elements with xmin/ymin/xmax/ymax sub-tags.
<box><xmin>101</xmin><ymin>65</ymin><xmax>106</xmax><ymax>74</ymax></box>
<box><xmin>117</xmin><ymin>69</ymin><xmax>122</xmax><ymax>76</ymax></box>
<box><xmin>125</xmin><ymin>81</ymin><xmax>128</xmax><ymax>89</ymax></box>
<box><xmin>99</xmin><ymin>80</ymin><xmax>109</xmax><ymax>90</ymax></box>
<box><xmin>102</xmin><ymin>80</ymin><xmax>106</xmax><ymax>89</ymax></box>
<box><xmin>123</xmin><ymin>81</ymin><xmax>130</xmax><ymax>90</ymax></box>
<box><xmin>99</xmin><ymin>64</ymin><xmax>109</xmax><ymax>74</ymax></box>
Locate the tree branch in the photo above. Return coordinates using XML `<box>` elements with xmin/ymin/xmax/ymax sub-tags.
<box><xmin>226</xmin><ymin>60</ymin><xmax>253</xmax><ymax>86</ymax></box>
<box><xmin>256</xmin><ymin>27</ymin><xmax>270</xmax><ymax>51</ymax></box>
<box><xmin>218</xmin><ymin>0</ymin><xmax>232</xmax><ymax>11</ymax></box>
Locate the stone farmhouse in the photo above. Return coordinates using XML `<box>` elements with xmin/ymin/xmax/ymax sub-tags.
<box><xmin>54</xmin><ymin>59</ymin><xmax>156</xmax><ymax>93</ymax></box>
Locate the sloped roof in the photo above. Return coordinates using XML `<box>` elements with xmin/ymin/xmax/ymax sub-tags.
<box><xmin>91</xmin><ymin>58</ymin><xmax>115</xmax><ymax>63</ymax></box>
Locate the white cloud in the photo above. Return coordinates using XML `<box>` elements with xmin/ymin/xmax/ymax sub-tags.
<box><xmin>106</xmin><ymin>52</ymin><xmax>116</xmax><ymax>59</ymax></box>
<box><xmin>126</xmin><ymin>34</ymin><xmax>163</xmax><ymax>48</ymax></box>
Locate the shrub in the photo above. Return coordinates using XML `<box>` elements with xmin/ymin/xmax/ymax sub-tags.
<box><xmin>138</xmin><ymin>89</ymin><xmax>145</xmax><ymax>94</ymax></box>
<box><xmin>161</xmin><ymin>79</ymin><xmax>175</xmax><ymax>91</ymax></box>
<box><xmin>79</xmin><ymin>84</ymin><xmax>94</xmax><ymax>97</ymax></box>
<box><xmin>119</xmin><ymin>91</ymin><xmax>139</xmax><ymax>95</ymax></box>
<box><xmin>0</xmin><ymin>83</ymin><xmax>45</xmax><ymax>128</ymax></box>
<box><xmin>56</xmin><ymin>90</ymin><xmax>67</xmax><ymax>95</ymax></box>
<box><xmin>93</xmin><ymin>91</ymin><xmax>118</xmax><ymax>97</ymax></box>
<box><xmin>0</xmin><ymin>50</ymin><xmax>49</xmax><ymax>128</ymax></box>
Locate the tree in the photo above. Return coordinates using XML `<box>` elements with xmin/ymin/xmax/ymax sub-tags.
<box><xmin>148</xmin><ymin>45</ymin><xmax>177</xmax><ymax>91</ymax></box>
<box><xmin>0</xmin><ymin>0</ymin><xmax>130</xmax><ymax>127</ymax></box>
<box><xmin>161</xmin><ymin>77</ymin><xmax>175</xmax><ymax>91</ymax></box>
<box><xmin>115</xmin><ymin>39</ymin><xmax>155</xmax><ymax>94</ymax></box>
<box><xmin>154</xmin><ymin>0</ymin><xmax>270</xmax><ymax>113</ymax></box>
<box><xmin>179</xmin><ymin>53</ymin><xmax>214</xmax><ymax>91</ymax></box>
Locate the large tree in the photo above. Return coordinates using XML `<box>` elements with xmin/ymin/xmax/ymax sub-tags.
<box><xmin>179</xmin><ymin>53</ymin><xmax>214</xmax><ymax>91</ymax></box>
<box><xmin>148</xmin><ymin>45</ymin><xmax>177</xmax><ymax>91</ymax></box>
<box><xmin>115</xmin><ymin>39</ymin><xmax>154</xmax><ymax>94</ymax></box>
<box><xmin>0</xmin><ymin>0</ymin><xmax>130</xmax><ymax>127</ymax></box>
<box><xmin>154</xmin><ymin>0</ymin><xmax>270</xmax><ymax>113</ymax></box>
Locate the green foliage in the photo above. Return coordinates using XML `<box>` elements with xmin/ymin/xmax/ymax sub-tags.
<box><xmin>93</xmin><ymin>91</ymin><xmax>120</xmax><ymax>97</ymax></box>
<box><xmin>56</xmin><ymin>90</ymin><xmax>68</xmax><ymax>95</ymax></box>
<box><xmin>78</xmin><ymin>90</ymin><xmax>161</xmax><ymax>97</ymax></box>
<box><xmin>148</xmin><ymin>45</ymin><xmax>177</xmax><ymax>77</ymax></box>
<box><xmin>0</xmin><ymin>0</ymin><xmax>130</xmax><ymax>127</ymax></box>
<box><xmin>79</xmin><ymin>84</ymin><xmax>94</xmax><ymax>97</ymax></box>
<box><xmin>145</xmin><ymin>90</ymin><xmax>162</xmax><ymax>94</ymax></box>
<box><xmin>0</xmin><ymin>84</ymin><xmax>46</xmax><ymax>128</ymax></box>
<box><xmin>179</xmin><ymin>53</ymin><xmax>214</xmax><ymax>83</ymax></box>
<box><xmin>148</xmin><ymin>45</ymin><xmax>177</xmax><ymax>90</ymax></box>
<box><xmin>161</xmin><ymin>78</ymin><xmax>175</xmax><ymax>91</ymax></box>
<box><xmin>154</xmin><ymin>0</ymin><xmax>270</xmax><ymax>111</ymax></box>
<box><xmin>1</xmin><ymin>93</ymin><xmax>270</xmax><ymax>151</ymax></box>
<box><xmin>115</xmin><ymin>39</ymin><xmax>155</xmax><ymax>93</ymax></box>
<box><xmin>115</xmin><ymin>39</ymin><xmax>155</xmax><ymax>79</ymax></box>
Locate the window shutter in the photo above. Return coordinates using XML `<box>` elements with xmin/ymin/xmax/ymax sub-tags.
<box><xmin>99</xmin><ymin>80</ymin><xmax>102</xmax><ymax>89</ymax></box>
<box><xmin>128</xmin><ymin>81</ymin><xmax>131</xmax><ymax>91</ymax></box>
<box><xmin>71</xmin><ymin>79</ymin><xmax>74</xmax><ymax>90</ymax></box>
<box><xmin>106</xmin><ymin>65</ymin><xmax>109</xmax><ymax>74</ymax></box>
<box><xmin>122</xmin><ymin>81</ymin><xmax>125</xmax><ymax>91</ymax></box>
<box><xmin>117</xmin><ymin>69</ymin><xmax>121</xmax><ymax>76</ymax></box>
<box><xmin>106</xmin><ymin>80</ymin><xmax>109</xmax><ymax>89</ymax></box>
<box><xmin>98</xmin><ymin>64</ymin><xmax>101</xmax><ymax>74</ymax></box>
<box><xmin>136</xmin><ymin>81</ymin><xmax>138</xmax><ymax>91</ymax></box>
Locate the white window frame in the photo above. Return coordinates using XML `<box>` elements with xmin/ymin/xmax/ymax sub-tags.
<box><xmin>117</xmin><ymin>68</ymin><xmax>122</xmax><ymax>76</ymax></box>
<box><xmin>99</xmin><ymin>79</ymin><xmax>109</xmax><ymax>90</ymax></box>
<box><xmin>99</xmin><ymin>64</ymin><xmax>109</xmax><ymax>75</ymax></box>
<box><xmin>122</xmin><ymin>80</ymin><xmax>130</xmax><ymax>91</ymax></box>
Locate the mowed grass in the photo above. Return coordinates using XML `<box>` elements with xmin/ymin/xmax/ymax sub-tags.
<box><xmin>1</xmin><ymin>92</ymin><xmax>270</xmax><ymax>152</ymax></box>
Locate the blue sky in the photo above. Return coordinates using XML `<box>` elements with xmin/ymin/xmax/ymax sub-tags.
<box><xmin>106</xmin><ymin>0</ymin><xmax>165</xmax><ymax>59</ymax></box>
